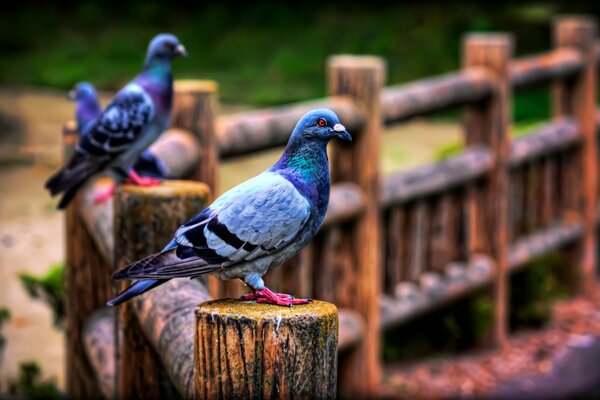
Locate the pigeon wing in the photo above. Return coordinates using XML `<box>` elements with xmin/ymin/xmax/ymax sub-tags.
<box><xmin>79</xmin><ymin>83</ymin><xmax>155</xmax><ymax>157</ymax></box>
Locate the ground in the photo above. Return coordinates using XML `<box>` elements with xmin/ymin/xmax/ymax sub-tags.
<box><xmin>0</xmin><ymin>86</ymin><xmax>461</xmax><ymax>391</ymax></box>
<box><xmin>381</xmin><ymin>297</ymin><xmax>600</xmax><ymax>399</ymax></box>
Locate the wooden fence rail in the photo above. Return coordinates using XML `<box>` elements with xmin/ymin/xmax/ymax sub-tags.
<box><xmin>63</xmin><ymin>14</ymin><xmax>599</xmax><ymax>399</ymax></box>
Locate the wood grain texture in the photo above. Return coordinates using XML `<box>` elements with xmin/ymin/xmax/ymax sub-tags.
<box><xmin>463</xmin><ymin>33</ymin><xmax>513</xmax><ymax>349</ymax></box>
<box><xmin>64</xmin><ymin>129</ymin><xmax>115</xmax><ymax>400</ymax></box>
<box><xmin>195</xmin><ymin>299</ymin><xmax>338</xmax><ymax>400</ymax></box>
<box><xmin>82</xmin><ymin>309</ymin><xmax>117</xmax><ymax>399</ymax></box>
<box><xmin>114</xmin><ymin>181</ymin><xmax>210</xmax><ymax>400</ymax></box>
<box><xmin>553</xmin><ymin>16</ymin><xmax>598</xmax><ymax>298</ymax></box>
<box><xmin>216</xmin><ymin>97</ymin><xmax>366</xmax><ymax>158</ymax></box>
<box><xmin>327</xmin><ymin>55</ymin><xmax>385</xmax><ymax>397</ymax></box>
<box><xmin>173</xmin><ymin>80</ymin><xmax>219</xmax><ymax>195</ymax></box>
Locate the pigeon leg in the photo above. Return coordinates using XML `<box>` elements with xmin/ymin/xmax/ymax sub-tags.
<box><xmin>240</xmin><ymin>286</ymin><xmax>312</xmax><ymax>307</ymax></box>
<box><xmin>126</xmin><ymin>169</ymin><xmax>162</xmax><ymax>186</ymax></box>
<box><xmin>93</xmin><ymin>182</ymin><xmax>116</xmax><ymax>204</ymax></box>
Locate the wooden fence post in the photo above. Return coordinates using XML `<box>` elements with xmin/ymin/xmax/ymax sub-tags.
<box><xmin>63</xmin><ymin>122</ymin><xmax>115</xmax><ymax>399</ymax></box>
<box><xmin>463</xmin><ymin>34</ymin><xmax>513</xmax><ymax>348</ymax></box>
<box><xmin>173</xmin><ymin>80</ymin><xmax>219</xmax><ymax>194</ymax></box>
<box><xmin>114</xmin><ymin>181</ymin><xmax>210</xmax><ymax>400</ymax></box>
<box><xmin>552</xmin><ymin>16</ymin><xmax>598</xmax><ymax>298</ymax></box>
<box><xmin>173</xmin><ymin>80</ymin><xmax>225</xmax><ymax>298</ymax></box>
<box><xmin>195</xmin><ymin>299</ymin><xmax>338</xmax><ymax>399</ymax></box>
<box><xmin>327</xmin><ymin>55</ymin><xmax>385</xmax><ymax>397</ymax></box>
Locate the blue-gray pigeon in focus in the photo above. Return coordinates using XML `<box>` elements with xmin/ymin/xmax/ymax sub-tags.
<box><xmin>46</xmin><ymin>34</ymin><xmax>186</xmax><ymax>209</ymax></box>
<box><xmin>68</xmin><ymin>82</ymin><xmax>168</xmax><ymax>179</ymax></box>
<box><xmin>108</xmin><ymin>109</ymin><xmax>352</xmax><ymax>307</ymax></box>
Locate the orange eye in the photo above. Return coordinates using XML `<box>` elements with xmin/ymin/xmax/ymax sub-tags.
<box><xmin>317</xmin><ymin>118</ymin><xmax>327</xmax><ymax>127</ymax></box>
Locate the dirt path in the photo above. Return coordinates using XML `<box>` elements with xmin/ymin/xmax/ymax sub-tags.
<box><xmin>0</xmin><ymin>86</ymin><xmax>460</xmax><ymax>392</ymax></box>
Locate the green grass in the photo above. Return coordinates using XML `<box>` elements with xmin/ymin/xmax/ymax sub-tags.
<box><xmin>3</xmin><ymin>2</ymin><xmax>598</xmax><ymax>108</ymax></box>
<box><xmin>19</xmin><ymin>262</ymin><xmax>65</xmax><ymax>328</ymax></box>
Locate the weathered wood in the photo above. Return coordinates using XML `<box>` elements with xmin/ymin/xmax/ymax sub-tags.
<box><xmin>508</xmin><ymin>220</ymin><xmax>584</xmax><ymax>270</ymax></box>
<box><xmin>381</xmin><ymin>145</ymin><xmax>493</xmax><ymax>207</ymax></box>
<box><xmin>406</xmin><ymin>201</ymin><xmax>428</xmax><ymax>281</ymax></box>
<box><xmin>463</xmin><ymin>33</ymin><xmax>512</xmax><ymax>348</ymax></box>
<box><xmin>194</xmin><ymin>299</ymin><xmax>338</xmax><ymax>400</ymax></box>
<box><xmin>216</xmin><ymin>97</ymin><xmax>366</xmax><ymax>158</ymax></box>
<box><xmin>113</xmin><ymin>181</ymin><xmax>210</xmax><ymax>400</ymax></box>
<box><xmin>430</xmin><ymin>193</ymin><xmax>460</xmax><ymax>271</ymax></box>
<box><xmin>134</xmin><ymin>279</ymin><xmax>211</xmax><ymax>399</ymax></box>
<box><xmin>381</xmin><ymin>255</ymin><xmax>495</xmax><ymax>330</ymax></box>
<box><xmin>510</xmin><ymin>47</ymin><xmax>584</xmax><ymax>88</ymax></box>
<box><xmin>64</xmin><ymin>127</ymin><xmax>115</xmax><ymax>400</ymax></box>
<box><xmin>338</xmin><ymin>308</ymin><xmax>365</xmax><ymax>353</ymax></box>
<box><xmin>327</xmin><ymin>55</ymin><xmax>384</xmax><ymax>397</ymax></box>
<box><xmin>173</xmin><ymin>80</ymin><xmax>219</xmax><ymax>194</ymax></box>
<box><xmin>381</xmin><ymin>69</ymin><xmax>493</xmax><ymax>123</ymax></box>
<box><xmin>323</xmin><ymin>183</ymin><xmax>366</xmax><ymax>226</ymax></box>
<box><xmin>508</xmin><ymin>119</ymin><xmax>580</xmax><ymax>168</ymax></box>
<box><xmin>147</xmin><ymin>128</ymin><xmax>201</xmax><ymax>179</ymax></box>
<box><xmin>82</xmin><ymin>309</ymin><xmax>117</xmax><ymax>399</ymax></box>
<box><xmin>384</xmin><ymin>208</ymin><xmax>405</xmax><ymax>294</ymax></box>
<box><xmin>553</xmin><ymin>16</ymin><xmax>598</xmax><ymax>298</ymax></box>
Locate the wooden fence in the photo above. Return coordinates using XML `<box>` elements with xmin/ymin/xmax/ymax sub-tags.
<box><xmin>63</xmin><ymin>15</ymin><xmax>600</xmax><ymax>399</ymax></box>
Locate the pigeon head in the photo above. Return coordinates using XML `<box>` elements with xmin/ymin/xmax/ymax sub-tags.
<box><xmin>145</xmin><ymin>33</ymin><xmax>187</xmax><ymax>64</ymax></box>
<box><xmin>291</xmin><ymin>109</ymin><xmax>352</xmax><ymax>143</ymax></box>
<box><xmin>68</xmin><ymin>82</ymin><xmax>97</xmax><ymax>102</ymax></box>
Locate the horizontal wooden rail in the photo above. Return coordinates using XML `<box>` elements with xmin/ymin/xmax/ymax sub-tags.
<box><xmin>380</xmin><ymin>220</ymin><xmax>583</xmax><ymax>330</ymax></box>
<box><xmin>82</xmin><ymin>309</ymin><xmax>116</xmax><ymax>400</ymax></box>
<box><xmin>82</xmin><ymin>280</ymin><xmax>211</xmax><ymax>399</ymax></box>
<box><xmin>215</xmin><ymin>97</ymin><xmax>366</xmax><ymax>158</ymax></box>
<box><xmin>509</xmin><ymin>118</ymin><xmax>580</xmax><ymax>167</ymax></box>
<box><xmin>508</xmin><ymin>220</ymin><xmax>584</xmax><ymax>270</ymax></box>
<box><xmin>510</xmin><ymin>48</ymin><xmax>584</xmax><ymax>89</ymax></box>
<box><xmin>381</xmin><ymin>68</ymin><xmax>493</xmax><ymax>123</ymax></box>
<box><xmin>338</xmin><ymin>309</ymin><xmax>366</xmax><ymax>352</ymax></box>
<box><xmin>147</xmin><ymin>128</ymin><xmax>202</xmax><ymax>178</ymax></box>
<box><xmin>380</xmin><ymin>145</ymin><xmax>493</xmax><ymax>207</ymax></box>
<box><xmin>323</xmin><ymin>183</ymin><xmax>366</xmax><ymax>226</ymax></box>
<box><xmin>380</xmin><ymin>255</ymin><xmax>494</xmax><ymax>330</ymax></box>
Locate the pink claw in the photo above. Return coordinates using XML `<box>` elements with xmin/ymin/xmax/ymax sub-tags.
<box><xmin>93</xmin><ymin>183</ymin><xmax>116</xmax><ymax>204</ymax></box>
<box><xmin>126</xmin><ymin>170</ymin><xmax>162</xmax><ymax>187</ymax></box>
<box><xmin>240</xmin><ymin>287</ymin><xmax>312</xmax><ymax>307</ymax></box>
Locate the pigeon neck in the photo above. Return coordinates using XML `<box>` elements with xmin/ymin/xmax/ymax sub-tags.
<box><xmin>76</xmin><ymin>99</ymin><xmax>100</xmax><ymax>131</ymax></box>
<box><xmin>275</xmin><ymin>138</ymin><xmax>328</xmax><ymax>177</ymax></box>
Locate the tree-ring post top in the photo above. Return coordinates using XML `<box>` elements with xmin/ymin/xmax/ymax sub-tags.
<box><xmin>196</xmin><ymin>299</ymin><xmax>338</xmax><ymax>322</ymax></box>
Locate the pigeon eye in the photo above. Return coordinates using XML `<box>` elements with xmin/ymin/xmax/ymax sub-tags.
<box><xmin>317</xmin><ymin>118</ymin><xmax>327</xmax><ymax>127</ymax></box>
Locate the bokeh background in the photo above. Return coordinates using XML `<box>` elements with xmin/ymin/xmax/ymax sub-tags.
<box><xmin>1</xmin><ymin>1</ymin><xmax>600</xmax><ymax>398</ymax></box>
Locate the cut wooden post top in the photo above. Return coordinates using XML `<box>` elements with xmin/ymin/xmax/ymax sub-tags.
<box><xmin>117</xmin><ymin>180</ymin><xmax>210</xmax><ymax>199</ymax></box>
<box><xmin>196</xmin><ymin>299</ymin><xmax>338</xmax><ymax>322</ymax></box>
<box><xmin>174</xmin><ymin>79</ymin><xmax>218</xmax><ymax>93</ymax></box>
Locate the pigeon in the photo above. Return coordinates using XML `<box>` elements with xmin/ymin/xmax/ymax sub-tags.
<box><xmin>107</xmin><ymin>109</ymin><xmax>352</xmax><ymax>307</ymax></box>
<box><xmin>68</xmin><ymin>82</ymin><xmax>101</xmax><ymax>135</ymax></box>
<box><xmin>68</xmin><ymin>82</ymin><xmax>167</xmax><ymax>179</ymax></box>
<box><xmin>46</xmin><ymin>33</ymin><xmax>187</xmax><ymax>209</ymax></box>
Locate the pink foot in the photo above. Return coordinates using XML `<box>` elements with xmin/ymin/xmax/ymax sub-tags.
<box><xmin>93</xmin><ymin>183</ymin><xmax>116</xmax><ymax>204</ymax></box>
<box><xmin>126</xmin><ymin>170</ymin><xmax>162</xmax><ymax>187</ymax></box>
<box><xmin>240</xmin><ymin>287</ymin><xmax>312</xmax><ymax>307</ymax></box>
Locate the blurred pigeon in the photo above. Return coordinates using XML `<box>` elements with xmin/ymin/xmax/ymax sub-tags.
<box><xmin>68</xmin><ymin>82</ymin><xmax>167</xmax><ymax>178</ymax></box>
<box><xmin>46</xmin><ymin>33</ymin><xmax>187</xmax><ymax>209</ymax></box>
<box><xmin>68</xmin><ymin>82</ymin><xmax>101</xmax><ymax>135</ymax></box>
<box><xmin>108</xmin><ymin>109</ymin><xmax>352</xmax><ymax>307</ymax></box>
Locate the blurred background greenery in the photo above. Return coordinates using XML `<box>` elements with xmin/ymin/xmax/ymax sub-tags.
<box><xmin>1</xmin><ymin>1</ymin><xmax>599</xmax><ymax>116</ymax></box>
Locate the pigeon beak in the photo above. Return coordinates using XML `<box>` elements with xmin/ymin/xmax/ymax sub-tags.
<box><xmin>333</xmin><ymin>123</ymin><xmax>352</xmax><ymax>142</ymax></box>
<box><xmin>67</xmin><ymin>89</ymin><xmax>77</xmax><ymax>101</ymax></box>
<box><xmin>175</xmin><ymin>44</ymin><xmax>188</xmax><ymax>58</ymax></box>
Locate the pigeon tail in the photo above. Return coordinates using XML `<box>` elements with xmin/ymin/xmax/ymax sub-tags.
<box><xmin>107</xmin><ymin>279</ymin><xmax>167</xmax><ymax>306</ymax></box>
<box><xmin>45</xmin><ymin>152</ymin><xmax>105</xmax><ymax>209</ymax></box>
